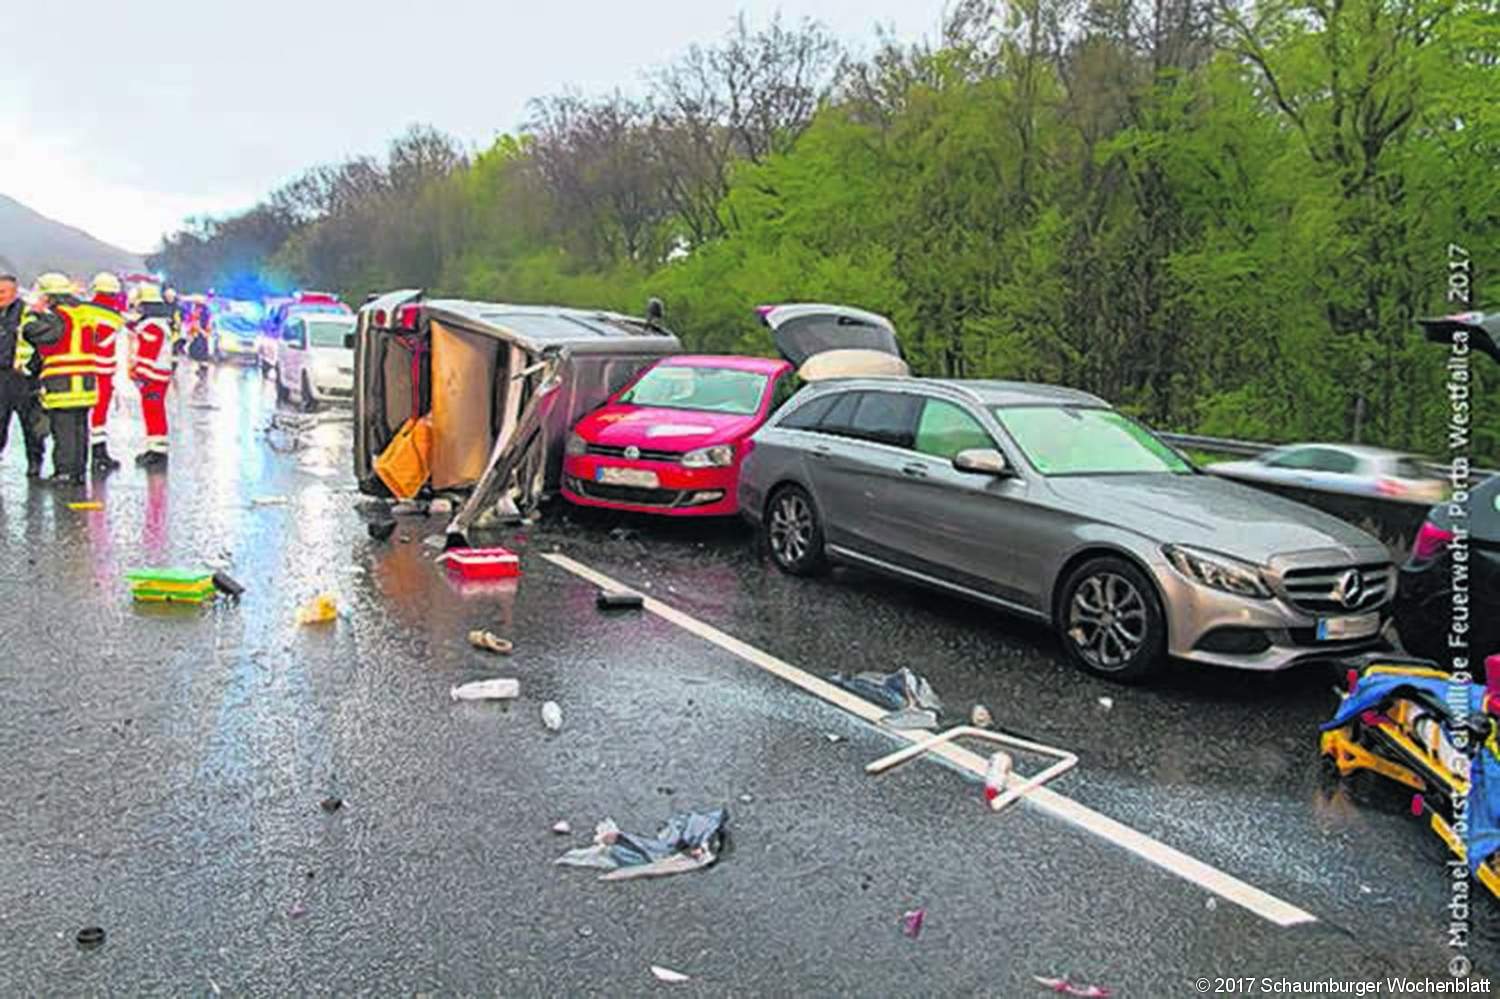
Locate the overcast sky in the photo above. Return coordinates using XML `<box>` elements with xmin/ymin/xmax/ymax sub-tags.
<box><xmin>0</xmin><ymin>0</ymin><xmax>942</xmax><ymax>254</ymax></box>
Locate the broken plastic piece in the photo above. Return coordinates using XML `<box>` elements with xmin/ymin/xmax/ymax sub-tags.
<box><xmin>901</xmin><ymin>907</ymin><xmax>925</xmax><ymax>938</ymax></box>
<box><xmin>367</xmin><ymin>520</ymin><xmax>397</xmax><ymax>541</ymax></box>
<box><xmin>438</xmin><ymin>546</ymin><xmax>521</xmax><ymax>579</ymax></box>
<box><xmin>467</xmin><ymin>630</ymin><xmax>514</xmax><ymax>655</ymax></box>
<box><xmin>552</xmin><ymin>820</ymin><xmax>572</xmax><ymax>835</ymax></box>
<box><xmin>295</xmin><ymin>592</ymin><xmax>338</xmax><ymax>625</ymax></box>
<box><xmin>597</xmin><ymin>589</ymin><xmax>644</xmax><ymax>610</ymax></box>
<box><xmin>1097</xmin><ymin>696</ymin><xmax>1114</xmax><ymax>711</ymax></box>
<box><xmin>832</xmin><ymin>668</ymin><xmax>942</xmax><ymax>728</ymax></box>
<box><xmin>67</xmin><ymin>500</ymin><xmax>103</xmax><ymax>511</ymax></box>
<box><xmin>429</xmin><ymin>497</ymin><xmax>453</xmax><ymax>515</ymax></box>
<box><xmin>288</xmin><ymin>901</ymin><xmax>307</xmax><ymax>919</ymax></box>
<box><xmin>650</xmin><ymin>965</ymin><xmax>690</xmax><ymax>984</ymax></box>
<box><xmin>211</xmin><ymin>571</ymin><xmax>245</xmax><ymax>598</ymax></box>
<box><xmin>1033</xmin><ymin>975</ymin><xmax>1112</xmax><ymax>997</ymax></box>
<box><xmin>450</xmin><ymin>678</ymin><xmax>520</xmax><ymax>701</ymax></box>
<box><xmin>251</xmin><ymin>495</ymin><xmax>289</xmax><ymax>507</ymax></box>
<box><xmin>541</xmin><ymin>701</ymin><xmax>563</xmax><ymax>732</ymax></box>
<box><xmin>971</xmin><ymin>704</ymin><xmax>994</xmax><ymax>728</ymax></box>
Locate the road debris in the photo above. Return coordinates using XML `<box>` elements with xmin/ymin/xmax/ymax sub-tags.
<box><xmin>367</xmin><ymin>520</ymin><xmax>397</xmax><ymax>541</ymax></box>
<box><xmin>390</xmin><ymin>500</ymin><xmax>428</xmax><ymax>516</ymax></box>
<box><xmin>468</xmin><ymin>630</ymin><xmax>514</xmax><ymax>654</ymax></box>
<box><xmin>429</xmin><ymin>497</ymin><xmax>453</xmax><ymax>515</ymax></box>
<box><xmin>971</xmin><ymin>704</ymin><xmax>994</xmax><ymax>728</ymax></box>
<box><xmin>1097</xmin><ymin>696</ymin><xmax>1114</xmax><ymax>711</ymax></box>
<box><xmin>866</xmin><ymin>725</ymin><xmax>1078</xmax><ymax>812</ymax></box>
<box><xmin>650</xmin><ymin>965</ymin><xmax>691</xmax><ymax>984</ymax></box>
<box><xmin>320</xmin><ymin>796</ymin><xmax>343</xmax><ymax>813</ymax></box>
<box><xmin>75</xmin><ymin>926</ymin><xmax>106</xmax><ymax>949</ymax></box>
<box><xmin>440</xmin><ymin>547</ymin><xmax>521</xmax><ymax>579</ymax></box>
<box><xmin>127</xmin><ymin>568</ymin><xmax>217</xmax><ymax>605</ymax></box>
<box><xmin>450</xmin><ymin>678</ymin><xmax>520</xmax><ymax>701</ymax></box>
<box><xmin>295</xmin><ymin>592</ymin><xmax>338</xmax><ymax>625</ymax></box>
<box><xmin>288</xmin><ymin>901</ymin><xmax>307</xmax><ymax>920</ymax></box>
<box><xmin>556</xmin><ymin>809</ymin><xmax>727</xmax><ymax>881</ymax></box>
<box><xmin>541</xmin><ymin>701</ymin><xmax>563</xmax><ymax>732</ymax></box>
<box><xmin>552</xmin><ymin>820</ymin><xmax>572</xmax><ymax>835</ymax></box>
<box><xmin>597</xmin><ymin>589</ymin><xmax>645</xmax><ymax>611</ymax></box>
<box><xmin>251</xmin><ymin>495</ymin><xmax>290</xmax><ymax>507</ymax></box>
<box><xmin>825</xmin><ymin>733</ymin><xmax>844</xmax><ymax>743</ymax></box>
<box><xmin>1033</xmin><ymin>974</ymin><xmax>1112</xmax><ymax>997</ymax></box>
<box><xmin>983</xmin><ymin>751</ymin><xmax>1014</xmax><ymax>806</ymax></box>
<box><xmin>900</xmin><ymin>907</ymin><xmax>925</xmax><ymax>938</ymax></box>
<box><xmin>67</xmin><ymin>500</ymin><xmax>103</xmax><ymax>511</ymax></box>
<box><xmin>831</xmin><ymin>668</ymin><xmax>942</xmax><ymax>730</ymax></box>
<box><xmin>211</xmin><ymin>571</ymin><xmax>245</xmax><ymax>598</ymax></box>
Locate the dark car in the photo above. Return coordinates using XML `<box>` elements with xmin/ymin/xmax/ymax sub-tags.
<box><xmin>1394</xmin><ymin>312</ymin><xmax>1500</xmax><ymax>662</ymax></box>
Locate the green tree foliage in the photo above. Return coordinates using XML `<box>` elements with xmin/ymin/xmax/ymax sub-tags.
<box><xmin>147</xmin><ymin>3</ymin><xmax>1499</xmax><ymax>461</ymax></box>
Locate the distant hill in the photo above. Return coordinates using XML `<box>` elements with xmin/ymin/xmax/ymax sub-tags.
<box><xmin>0</xmin><ymin>194</ymin><xmax>143</xmax><ymax>282</ymax></box>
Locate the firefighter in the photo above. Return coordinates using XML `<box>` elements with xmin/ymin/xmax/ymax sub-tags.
<box><xmin>83</xmin><ymin>272</ymin><xmax>126</xmax><ymax>474</ymax></box>
<box><xmin>0</xmin><ymin>273</ymin><xmax>48</xmax><ymax>476</ymax></box>
<box><xmin>21</xmin><ymin>273</ymin><xmax>99</xmax><ymax>485</ymax></box>
<box><xmin>129</xmin><ymin>284</ymin><xmax>174</xmax><ymax>468</ymax></box>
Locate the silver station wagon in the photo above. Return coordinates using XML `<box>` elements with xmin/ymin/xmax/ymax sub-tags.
<box><xmin>738</xmin><ymin>378</ymin><xmax>1395</xmax><ymax>681</ymax></box>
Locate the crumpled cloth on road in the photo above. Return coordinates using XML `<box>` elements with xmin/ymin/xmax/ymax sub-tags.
<box><xmin>556</xmin><ymin>809</ymin><xmax>728</xmax><ymax>880</ymax></box>
<box><xmin>830</xmin><ymin>668</ymin><xmax>942</xmax><ymax>729</ymax></box>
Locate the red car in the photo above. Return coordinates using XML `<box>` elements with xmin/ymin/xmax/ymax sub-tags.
<box><xmin>562</xmin><ymin>355</ymin><xmax>796</xmax><ymax>516</ymax></box>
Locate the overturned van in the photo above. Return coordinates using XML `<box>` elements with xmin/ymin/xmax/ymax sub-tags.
<box><xmin>353</xmin><ymin>291</ymin><xmax>681</xmax><ymax>538</ymax></box>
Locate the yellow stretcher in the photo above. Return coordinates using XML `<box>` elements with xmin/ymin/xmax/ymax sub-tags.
<box><xmin>1320</xmin><ymin>661</ymin><xmax>1500</xmax><ymax>898</ymax></box>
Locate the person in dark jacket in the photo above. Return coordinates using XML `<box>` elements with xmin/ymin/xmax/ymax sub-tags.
<box><xmin>0</xmin><ymin>274</ymin><xmax>49</xmax><ymax>477</ymax></box>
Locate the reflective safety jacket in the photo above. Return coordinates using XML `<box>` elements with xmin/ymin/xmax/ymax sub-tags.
<box><xmin>131</xmin><ymin>315</ymin><xmax>174</xmax><ymax>385</ymax></box>
<box><xmin>27</xmin><ymin>300</ymin><xmax>98</xmax><ymax>410</ymax></box>
<box><xmin>81</xmin><ymin>297</ymin><xmax>125</xmax><ymax>376</ymax></box>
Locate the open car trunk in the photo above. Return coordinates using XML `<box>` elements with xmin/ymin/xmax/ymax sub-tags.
<box><xmin>354</xmin><ymin>291</ymin><xmax>681</xmax><ymax>539</ymax></box>
<box><xmin>758</xmin><ymin>303</ymin><xmax>908</xmax><ymax>380</ymax></box>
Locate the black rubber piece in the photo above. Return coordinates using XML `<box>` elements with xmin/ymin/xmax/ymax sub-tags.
<box><xmin>76</xmin><ymin>926</ymin><xmax>105</xmax><ymax>949</ymax></box>
<box><xmin>320</xmin><ymin>796</ymin><xmax>343</xmax><ymax>813</ymax></box>
<box><xmin>212</xmin><ymin>571</ymin><xmax>245</xmax><ymax>597</ymax></box>
<box><xmin>597</xmin><ymin>590</ymin><xmax>644</xmax><ymax>611</ymax></box>
<box><xmin>367</xmin><ymin>520</ymin><xmax>397</xmax><ymax>541</ymax></box>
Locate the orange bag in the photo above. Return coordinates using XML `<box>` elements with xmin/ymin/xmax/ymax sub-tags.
<box><xmin>374</xmin><ymin>414</ymin><xmax>433</xmax><ymax>500</ymax></box>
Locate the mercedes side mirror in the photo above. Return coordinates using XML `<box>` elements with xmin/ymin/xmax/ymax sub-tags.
<box><xmin>952</xmin><ymin>448</ymin><xmax>1010</xmax><ymax>476</ymax></box>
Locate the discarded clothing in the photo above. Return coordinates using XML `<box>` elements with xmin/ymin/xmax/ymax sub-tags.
<box><xmin>831</xmin><ymin>667</ymin><xmax>942</xmax><ymax>729</ymax></box>
<box><xmin>556</xmin><ymin>809</ymin><xmax>728</xmax><ymax>880</ymax></box>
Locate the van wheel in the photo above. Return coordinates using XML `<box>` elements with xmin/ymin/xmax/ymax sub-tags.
<box><xmin>275</xmin><ymin>367</ymin><xmax>289</xmax><ymax>403</ymax></box>
<box><xmin>302</xmin><ymin>373</ymin><xmax>319</xmax><ymax>412</ymax></box>
<box><xmin>764</xmin><ymin>485</ymin><xmax>828</xmax><ymax>577</ymax></box>
<box><xmin>1058</xmin><ymin>556</ymin><xmax>1166</xmax><ymax>682</ymax></box>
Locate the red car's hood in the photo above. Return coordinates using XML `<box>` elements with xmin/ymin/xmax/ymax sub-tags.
<box><xmin>576</xmin><ymin>405</ymin><xmax>761</xmax><ymax>448</ymax></box>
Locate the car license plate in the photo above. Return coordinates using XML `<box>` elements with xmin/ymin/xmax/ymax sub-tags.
<box><xmin>597</xmin><ymin>467</ymin><xmax>659</xmax><ymax>488</ymax></box>
<box><xmin>1316</xmin><ymin>613</ymin><xmax>1380</xmax><ymax>641</ymax></box>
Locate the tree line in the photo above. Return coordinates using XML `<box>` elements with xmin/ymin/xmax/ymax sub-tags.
<box><xmin>149</xmin><ymin>0</ymin><xmax>1500</xmax><ymax>462</ymax></box>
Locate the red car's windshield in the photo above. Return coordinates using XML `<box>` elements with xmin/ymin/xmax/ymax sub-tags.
<box><xmin>620</xmin><ymin>366</ymin><xmax>769</xmax><ymax>416</ymax></box>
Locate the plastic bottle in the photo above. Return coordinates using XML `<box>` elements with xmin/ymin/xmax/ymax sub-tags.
<box><xmin>450</xmin><ymin>678</ymin><xmax>520</xmax><ymax>701</ymax></box>
<box><xmin>983</xmin><ymin>750</ymin><xmax>1012</xmax><ymax>805</ymax></box>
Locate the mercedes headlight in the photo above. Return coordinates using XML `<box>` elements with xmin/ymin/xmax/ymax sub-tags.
<box><xmin>1163</xmin><ymin>544</ymin><xmax>1271</xmax><ymax>598</ymax></box>
<box><xmin>565</xmin><ymin>432</ymin><xmax>588</xmax><ymax>457</ymax></box>
<box><xmin>681</xmin><ymin>444</ymin><xmax>734</xmax><ymax>468</ymax></box>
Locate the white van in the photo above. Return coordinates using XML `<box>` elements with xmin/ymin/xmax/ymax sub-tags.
<box><xmin>276</xmin><ymin>312</ymin><xmax>357</xmax><ymax>409</ymax></box>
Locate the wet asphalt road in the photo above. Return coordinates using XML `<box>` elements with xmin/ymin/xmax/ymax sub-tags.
<box><xmin>1</xmin><ymin>363</ymin><xmax>1495</xmax><ymax>996</ymax></box>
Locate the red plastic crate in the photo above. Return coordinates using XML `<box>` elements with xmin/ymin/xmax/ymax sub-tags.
<box><xmin>437</xmin><ymin>546</ymin><xmax>521</xmax><ymax>580</ymax></box>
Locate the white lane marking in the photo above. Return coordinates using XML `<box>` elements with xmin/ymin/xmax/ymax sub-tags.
<box><xmin>543</xmin><ymin>552</ymin><xmax>1318</xmax><ymax>928</ymax></box>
